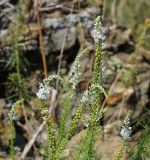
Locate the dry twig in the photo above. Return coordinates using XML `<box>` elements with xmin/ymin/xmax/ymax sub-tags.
<box><xmin>35</xmin><ymin>0</ymin><xmax>48</xmax><ymax>78</ymax></box>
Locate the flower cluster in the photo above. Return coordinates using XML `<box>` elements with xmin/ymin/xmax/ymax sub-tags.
<box><xmin>36</xmin><ymin>82</ymin><xmax>51</xmax><ymax>100</ymax></box>
<box><xmin>120</xmin><ymin>126</ymin><xmax>132</xmax><ymax>140</ymax></box>
<box><xmin>120</xmin><ymin>111</ymin><xmax>132</xmax><ymax>140</ymax></box>
<box><xmin>36</xmin><ymin>75</ymin><xmax>68</xmax><ymax>100</ymax></box>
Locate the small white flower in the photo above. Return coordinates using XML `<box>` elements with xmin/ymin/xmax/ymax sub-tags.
<box><xmin>36</xmin><ymin>83</ymin><xmax>51</xmax><ymax>100</ymax></box>
<box><xmin>84</xmin><ymin>122</ymin><xmax>89</xmax><ymax>128</ymax></box>
<box><xmin>120</xmin><ymin>126</ymin><xmax>132</xmax><ymax>140</ymax></box>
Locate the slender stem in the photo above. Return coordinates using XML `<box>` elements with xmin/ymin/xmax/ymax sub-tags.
<box><xmin>15</xmin><ymin>3</ymin><xmax>28</xmax><ymax>129</ymax></box>
<box><xmin>56</xmin><ymin>1</ymin><xmax>75</xmax><ymax>89</ymax></box>
<box><xmin>10</xmin><ymin>120</ymin><xmax>15</xmax><ymax>160</ymax></box>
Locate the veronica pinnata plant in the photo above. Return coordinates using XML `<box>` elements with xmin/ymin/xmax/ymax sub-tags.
<box><xmin>129</xmin><ymin>122</ymin><xmax>150</xmax><ymax>160</ymax></box>
<box><xmin>36</xmin><ymin>15</ymin><xmax>107</xmax><ymax>160</ymax></box>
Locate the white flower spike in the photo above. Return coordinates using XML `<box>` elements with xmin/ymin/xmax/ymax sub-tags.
<box><xmin>91</xmin><ymin>16</ymin><xmax>105</xmax><ymax>43</ymax></box>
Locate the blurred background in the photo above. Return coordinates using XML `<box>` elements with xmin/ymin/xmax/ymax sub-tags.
<box><xmin>0</xmin><ymin>0</ymin><xmax>150</xmax><ymax>159</ymax></box>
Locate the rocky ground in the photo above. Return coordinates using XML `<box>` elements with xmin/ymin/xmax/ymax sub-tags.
<box><xmin>0</xmin><ymin>0</ymin><xmax>150</xmax><ymax>159</ymax></box>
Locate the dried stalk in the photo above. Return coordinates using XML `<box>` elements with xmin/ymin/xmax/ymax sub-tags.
<box><xmin>36</xmin><ymin>0</ymin><xmax>48</xmax><ymax>78</ymax></box>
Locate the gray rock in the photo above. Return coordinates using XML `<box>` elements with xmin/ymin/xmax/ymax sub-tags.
<box><xmin>43</xmin><ymin>18</ymin><xmax>66</xmax><ymax>29</ymax></box>
<box><xmin>79</xmin><ymin>11</ymin><xmax>91</xmax><ymax>22</ymax></box>
<box><xmin>66</xmin><ymin>14</ymin><xmax>79</xmax><ymax>25</ymax></box>
<box><xmin>44</xmin><ymin>27</ymin><xmax>76</xmax><ymax>54</ymax></box>
<box><xmin>139</xmin><ymin>80</ymin><xmax>150</xmax><ymax>103</ymax></box>
<box><xmin>0</xmin><ymin>29</ymin><xmax>8</xmax><ymax>38</ymax></box>
<box><xmin>86</xmin><ymin>6</ymin><xmax>101</xmax><ymax>17</ymax></box>
<box><xmin>43</xmin><ymin>11</ymin><xmax>93</xmax><ymax>30</ymax></box>
<box><xmin>42</xmin><ymin>9</ymin><xmax>96</xmax><ymax>55</ymax></box>
<box><xmin>1</xmin><ymin>4</ymin><xmax>100</xmax><ymax>56</ymax></box>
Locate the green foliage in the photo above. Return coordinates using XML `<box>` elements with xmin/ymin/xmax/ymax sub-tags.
<box><xmin>135</xmin><ymin>19</ymin><xmax>150</xmax><ymax>51</ymax></box>
<box><xmin>9</xmin><ymin>117</ymin><xmax>16</xmax><ymax>160</ymax></box>
<box><xmin>57</xmin><ymin>92</ymin><xmax>73</xmax><ymax>147</ymax></box>
<box><xmin>5</xmin><ymin>47</ymin><xmax>29</xmax><ymax>73</ymax></box>
<box><xmin>103</xmin><ymin>0</ymin><xmax>113</xmax><ymax>19</ymax></box>
<box><xmin>120</xmin><ymin>69</ymin><xmax>136</xmax><ymax>87</ymax></box>
<box><xmin>6</xmin><ymin>73</ymin><xmax>30</xmax><ymax>100</ymax></box>
<box><xmin>5</xmin><ymin>1</ymin><xmax>30</xmax><ymax>101</ymax></box>
<box><xmin>109</xmin><ymin>56</ymin><xmax>124</xmax><ymax>70</ymax></box>
<box><xmin>104</xmin><ymin>0</ymin><xmax>150</xmax><ymax>27</ymax></box>
<box><xmin>74</xmin><ymin>129</ymin><xmax>100</xmax><ymax>160</ymax></box>
<box><xmin>5</xmin><ymin>18</ymin><xmax>28</xmax><ymax>73</ymax></box>
<box><xmin>55</xmin><ymin>101</ymin><xmax>87</xmax><ymax>160</ymax></box>
<box><xmin>5</xmin><ymin>2</ymin><xmax>28</xmax><ymax>73</ymax></box>
<box><xmin>129</xmin><ymin>127</ymin><xmax>150</xmax><ymax>160</ymax></box>
<box><xmin>128</xmin><ymin>111</ymin><xmax>150</xmax><ymax>160</ymax></box>
<box><xmin>85</xmin><ymin>0</ymin><xmax>96</xmax><ymax>4</ymax></box>
<box><xmin>37</xmin><ymin>100</ymin><xmax>56</xmax><ymax>160</ymax></box>
<box><xmin>114</xmin><ymin>140</ymin><xmax>126</xmax><ymax>160</ymax></box>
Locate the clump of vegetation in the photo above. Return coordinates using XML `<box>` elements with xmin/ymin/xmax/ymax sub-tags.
<box><xmin>5</xmin><ymin>1</ymin><xmax>30</xmax><ymax>101</ymax></box>
<box><xmin>129</xmin><ymin>126</ymin><xmax>150</xmax><ymax>160</ymax></box>
<box><xmin>9</xmin><ymin>15</ymin><xmax>135</xmax><ymax>160</ymax></box>
<box><xmin>128</xmin><ymin>108</ymin><xmax>150</xmax><ymax>160</ymax></box>
<box><xmin>35</xmin><ymin>16</ymin><xmax>107</xmax><ymax>160</ymax></box>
